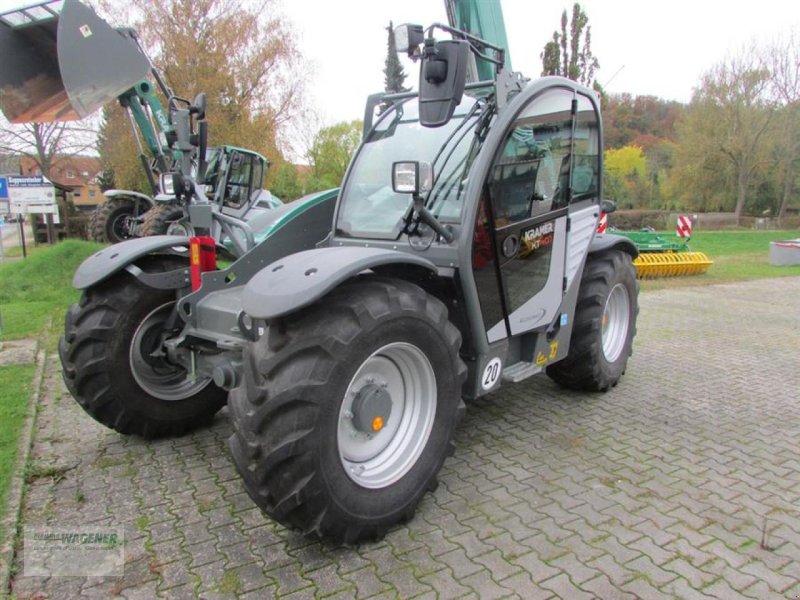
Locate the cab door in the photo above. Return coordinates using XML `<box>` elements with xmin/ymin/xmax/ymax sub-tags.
<box><xmin>472</xmin><ymin>85</ymin><xmax>601</xmax><ymax>343</ymax></box>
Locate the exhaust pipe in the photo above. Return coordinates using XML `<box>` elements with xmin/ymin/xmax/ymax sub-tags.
<box><xmin>0</xmin><ymin>0</ymin><xmax>150</xmax><ymax>123</ymax></box>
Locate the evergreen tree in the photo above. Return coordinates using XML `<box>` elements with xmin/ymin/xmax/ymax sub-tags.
<box><xmin>383</xmin><ymin>21</ymin><xmax>407</xmax><ymax>94</ymax></box>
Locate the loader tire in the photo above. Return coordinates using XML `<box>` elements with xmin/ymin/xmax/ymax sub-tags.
<box><xmin>89</xmin><ymin>197</ymin><xmax>139</xmax><ymax>244</ymax></box>
<box><xmin>59</xmin><ymin>256</ymin><xmax>226</xmax><ymax>438</ymax></box>
<box><xmin>546</xmin><ymin>249</ymin><xmax>639</xmax><ymax>392</ymax></box>
<box><xmin>139</xmin><ymin>205</ymin><xmax>188</xmax><ymax>237</ymax></box>
<box><xmin>228</xmin><ymin>277</ymin><xmax>467</xmax><ymax>543</ymax></box>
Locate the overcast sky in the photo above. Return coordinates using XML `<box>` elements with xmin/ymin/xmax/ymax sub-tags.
<box><xmin>279</xmin><ymin>0</ymin><xmax>800</xmax><ymax>126</ymax></box>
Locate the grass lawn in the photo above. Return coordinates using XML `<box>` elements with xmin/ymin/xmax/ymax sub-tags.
<box><xmin>639</xmin><ymin>230</ymin><xmax>800</xmax><ymax>290</ymax></box>
<box><xmin>0</xmin><ymin>240</ymin><xmax>103</xmax><ymax>535</ymax></box>
<box><xmin>0</xmin><ymin>364</ymin><xmax>35</xmax><ymax>541</ymax></box>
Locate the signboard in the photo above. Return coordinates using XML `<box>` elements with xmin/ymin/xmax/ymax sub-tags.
<box><xmin>7</xmin><ymin>175</ymin><xmax>59</xmax><ymax>222</ymax></box>
<box><xmin>0</xmin><ymin>176</ymin><xmax>8</xmax><ymax>199</ymax></box>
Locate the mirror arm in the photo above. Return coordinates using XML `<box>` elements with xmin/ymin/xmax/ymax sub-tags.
<box><xmin>412</xmin><ymin>194</ymin><xmax>454</xmax><ymax>243</ymax></box>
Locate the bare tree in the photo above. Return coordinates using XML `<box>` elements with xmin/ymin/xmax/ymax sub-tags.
<box><xmin>674</xmin><ymin>48</ymin><xmax>776</xmax><ymax>219</ymax></box>
<box><xmin>764</xmin><ymin>29</ymin><xmax>800</xmax><ymax>222</ymax></box>
<box><xmin>0</xmin><ymin>119</ymin><xmax>96</xmax><ymax>177</ymax></box>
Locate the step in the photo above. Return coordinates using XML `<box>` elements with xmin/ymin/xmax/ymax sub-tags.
<box><xmin>502</xmin><ymin>361</ymin><xmax>542</xmax><ymax>384</ymax></box>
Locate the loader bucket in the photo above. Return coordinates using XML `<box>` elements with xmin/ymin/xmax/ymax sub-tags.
<box><xmin>633</xmin><ymin>251</ymin><xmax>713</xmax><ymax>279</ymax></box>
<box><xmin>0</xmin><ymin>0</ymin><xmax>150</xmax><ymax>123</ymax></box>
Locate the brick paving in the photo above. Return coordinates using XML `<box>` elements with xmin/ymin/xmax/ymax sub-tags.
<box><xmin>7</xmin><ymin>276</ymin><xmax>800</xmax><ymax>599</ymax></box>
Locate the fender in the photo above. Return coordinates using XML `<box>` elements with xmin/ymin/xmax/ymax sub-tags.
<box><xmin>73</xmin><ymin>235</ymin><xmax>190</xmax><ymax>289</ymax></box>
<box><xmin>242</xmin><ymin>246</ymin><xmax>437</xmax><ymax>320</ymax></box>
<box><xmin>103</xmin><ymin>189</ymin><xmax>154</xmax><ymax>207</ymax></box>
<box><xmin>589</xmin><ymin>233</ymin><xmax>638</xmax><ymax>258</ymax></box>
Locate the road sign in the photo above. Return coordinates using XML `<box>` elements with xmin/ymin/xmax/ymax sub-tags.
<box><xmin>0</xmin><ymin>176</ymin><xmax>8</xmax><ymax>199</ymax></box>
<box><xmin>7</xmin><ymin>175</ymin><xmax>58</xmax><ymax>217</ymax></box>
<box><xmin>676</xmin><ymin>215</ymin><xmax>692</xmax><ymax>238</ymax></box>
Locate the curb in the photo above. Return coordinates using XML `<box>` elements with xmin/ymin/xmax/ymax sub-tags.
<box><xmin>0</xmin><ymin>346</ymin><xmax>46</xmax><ymax>597</ymax></box>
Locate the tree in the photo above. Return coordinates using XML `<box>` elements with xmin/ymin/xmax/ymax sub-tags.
<box><xmin>603</xmin><ymin>93</ymin><xmax>684</xmax><ymax>149</ymax></box>
<box><xmin>764</xmin><ymin>29</ymin><xmax>800</xmax><ymax>221</ymax></box>
<box><xmin>672</xmin><ymin>49</ymin><xmax>776</xmax><ymax>219</ymax></box>
<box><xmin>604</xmin><ymin>145</ymin><xmax>648</xmax><ymax>208</ymax></box>
<box><xmin>95</xmin><ymin>0</ymin><xmax>306</xmax><ymax>193</ymax></box>
<box><xmin>0</xmin><ymin>120</ymin><xmax>96</xmax><ymax>178</ymax></box>
<box><xmin>540</xmin><ymin>3</ymin><xmax>599</xmax><ymax>88</ymax></box>
<box><xmin>271</xmin><ymin>163</ymin><xmax>305</xmax><ymax>202</ymax></box>
<box><xmin>383</xmin><ymin>21</ymin><xmax>408</xmax><ymax>94</ymax></box>
<box><xmin>306</xmin><ymin>120</ymin><xmax>362</xmax><ymax>191</ymax></box>
<box><xmin>0</xmin><ymin>118</ymin><xmax>97</xmax><ymax>226</ymax></box>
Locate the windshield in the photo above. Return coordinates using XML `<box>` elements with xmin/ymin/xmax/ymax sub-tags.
<box><xmin>336</xmin><ymin>96</ymin><xmax>482</xmax><ymax>240</ymax></box>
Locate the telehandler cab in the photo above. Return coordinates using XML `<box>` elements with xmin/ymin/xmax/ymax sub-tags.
<box><xmin>0</xmin><ymin>0</ymin><xmax>638</xmax><ymax>542</ymax></box>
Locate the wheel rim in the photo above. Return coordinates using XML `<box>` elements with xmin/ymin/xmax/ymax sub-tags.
<box><xmin>109</xmin><ymin>210</ymin><xmax>133</xmax><ymax>241</ymax></box>
<box><xmin>166</xmin><ymin>219</ymin><xmax>193</xmax><ymax>237</ymax></box>
<box><xmin>129</xmin><ymin>302</ymin><xmax>211</xmax><ymax>400</ymax></box>
<box><xmin>338</xmin><ymin>342</ymin><xmax>437</xmax><ymax>489</ymax></box>
<box><xmin>602</xmin><ymin>283</ymin><xmax>630</xmax><ymax>363</ymax></box>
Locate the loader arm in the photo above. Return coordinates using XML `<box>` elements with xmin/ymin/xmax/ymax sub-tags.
<box><xmin>444</xmin><ymin>0</ymin><xmax>512</xmax><ymax>81</ymax></box>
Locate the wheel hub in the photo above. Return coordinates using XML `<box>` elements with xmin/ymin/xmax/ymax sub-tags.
<box><xmin>350</xmin><ymin>383</ymin><xmax>392</xmax><ymax>433</ymax></box>
<box><xmin>130</xmin><ymin>302</ymin><xmax>211</xmax><ymax>401</ymax></box>
<box><xmin>337</xmin><ymin>342</ymin><xmax>437</xmax><ymax>489</ymax></box>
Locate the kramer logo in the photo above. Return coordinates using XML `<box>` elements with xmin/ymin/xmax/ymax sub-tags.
<box><xmin>520</xmin><ymin>220</ymin><xmax>555</xmax><ymax>258</ymax></box>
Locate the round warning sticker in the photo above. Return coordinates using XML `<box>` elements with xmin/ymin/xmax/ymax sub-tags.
<box><xmin>481</xmin><ymin>357</ymin><xmax>502</xmax><ymax>391</ymax></box>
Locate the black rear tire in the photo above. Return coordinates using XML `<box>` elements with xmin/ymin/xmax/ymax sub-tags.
<box><xmin>139</xmin><ymin>205</ymin><xmax>187</xmax><ymax>237</ymax></box>
<box><xmin>58</xmin><ymin>256</ymin><xmax>226</xmax><ymax>438</ymax></box>
<box><xmin>88</xmin><ymin>198</ymin><xmax>139</xmax><ymax>244</ymax></box>
<box><xmin>228</xmin><ymin>277</ymin><xmax>467</xmax><ymax>543</ymax></box>
<box><xmin>546</xmin><ymin>249</ymin><xmax>639</xmax><ymax>391</ymax></box>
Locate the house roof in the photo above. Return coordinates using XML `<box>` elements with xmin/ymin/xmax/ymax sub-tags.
<box><xmin>19</xmin><ymin>155</ymin><xmax>102</xmax><ymax>189</ymax></box>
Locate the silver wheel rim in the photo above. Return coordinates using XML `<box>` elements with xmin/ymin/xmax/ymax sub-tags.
<box><xmin>129</xmin><ymin>302</ymin><xmax>211</xmax><ymax>400</ymax></box>
<box><xmin>338</xmin><ymin>342</ymin><xmax>437</xmax><ymax>489</ymax></box>
<box><xmin>602</xmin><ymin>283</ymin><xmax>630</xmax><ymax>363</ymax></box>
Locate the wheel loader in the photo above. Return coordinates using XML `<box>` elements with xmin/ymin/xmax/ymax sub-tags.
<box><xmin>0</xmin><ymin>0</ymin><xmax>277</xmax><ymax>247</ymax></box>
<box><xmin>1</xmin><ymin>0</ymin><xmax>639</xmax><ymax>543</ymax></box>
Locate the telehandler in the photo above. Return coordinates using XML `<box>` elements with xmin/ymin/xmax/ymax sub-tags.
<box><xmin>0</xmin><ymin>0</ymin><xmax>639</xmax><ymax>542</ymax></box>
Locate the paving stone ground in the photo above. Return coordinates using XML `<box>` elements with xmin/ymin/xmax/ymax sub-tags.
<box><xmin>6</xmin><ymin>277</ymin><xmax>800</xmax><ymax>599</ymax></box>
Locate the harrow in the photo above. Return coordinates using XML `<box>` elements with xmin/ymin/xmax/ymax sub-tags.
<box><xmin>599</xmin><ymin>214</ymin><xmax>713</xmax><ymax>279</ymax></box>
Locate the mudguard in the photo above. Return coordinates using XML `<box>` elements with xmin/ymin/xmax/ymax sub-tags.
<box><xmin>589</xmin><ymin>233</ymin><xmax>638</xmax><ymax>258</ymax></box>
<box><xmin>72</xmin><ymin>235</ymin><xmax>189</xmax><ymax>289</ymax></box>
<box><xmin>242</xmin><ymin>247</ymin><xmax>437</xmax><ymax>320</ymax></box>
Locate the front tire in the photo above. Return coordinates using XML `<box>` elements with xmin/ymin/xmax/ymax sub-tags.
<box><xmin>228</xmin><ymin>278</ymin><xmax>467</xmax><ymax>543</ymax></box>
<box><xmin>546</xmin><ymin>249</ymin><xmax>639</xmax><ymax>391</ymax></box>
<box><xmin>58</xmin><ymin>256</ymin><xmax>226</xmax><ymax>437</ymax></box>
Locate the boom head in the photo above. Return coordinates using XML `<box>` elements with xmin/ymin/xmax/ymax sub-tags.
<box><xmin>0</xmin><ymin>0</ymin><xmax>150</xmax><ymax>123</ymax></box>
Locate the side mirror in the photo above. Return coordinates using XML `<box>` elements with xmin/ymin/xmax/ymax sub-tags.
<box><xmin>418</xmin><ymin>40</ymin><xmax>468</xmax><ymax>127</ymax></box>
<box><xmin>600</xmin><ymin>198</ymin><xmax>617</xmax><ymax>214</ymax></box>
<box><xmin>392</xmin><ymin>161</ymin><xmax>433</xmax><ymax>195</ymax></box>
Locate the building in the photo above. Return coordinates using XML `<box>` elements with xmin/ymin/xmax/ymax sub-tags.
<box><xmin>19</xmin><ymin>155</ymin><xmax>103</xmax><ymax>212</ymax></box>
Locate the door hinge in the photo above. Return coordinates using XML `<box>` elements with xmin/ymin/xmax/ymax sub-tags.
<box><xmin>566</xmin><ymin>217</ymin><xmax>571</xmax><ymax>232</ymax></box>
<box><xmin>563</xmin><ymin>277</ymin><xmax>568</xmax><ymax>292</ymax></box>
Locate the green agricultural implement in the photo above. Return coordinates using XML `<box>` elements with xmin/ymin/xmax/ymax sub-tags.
<box><xmin>596</xmin><ymin>212</ymin><xmax>712</xmax><ymax>279</ymax></box>
<box><xmin>610</xmin><ymin>228</ymin><xmax>713</xmax><ymax>278</ymax></box>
